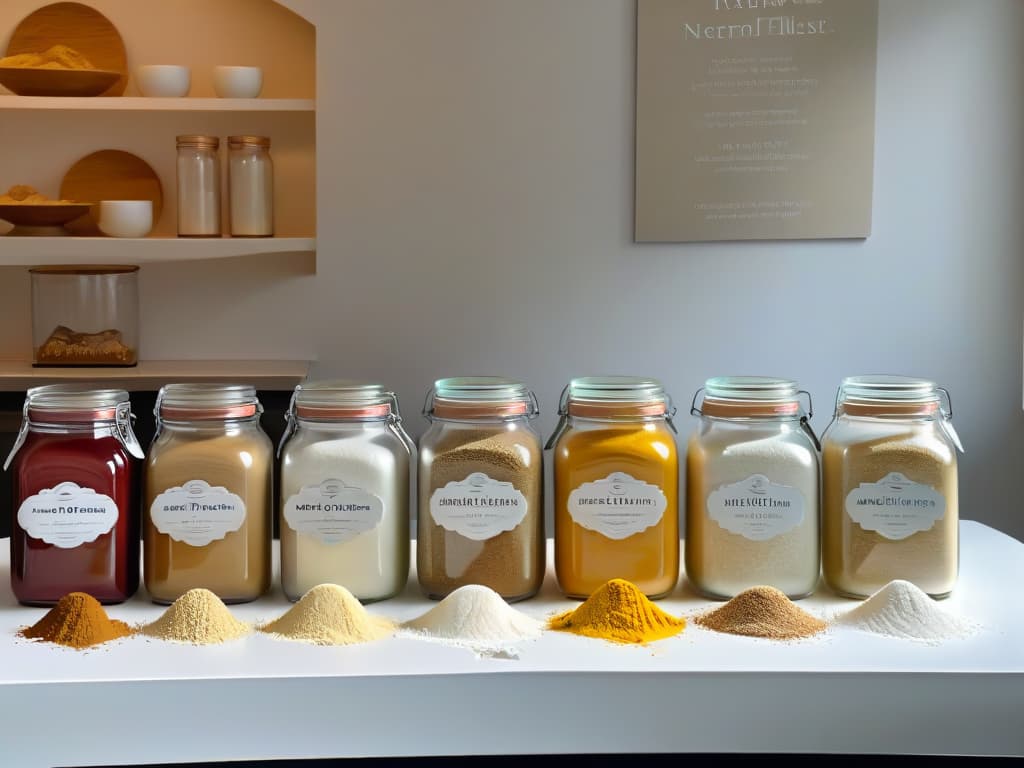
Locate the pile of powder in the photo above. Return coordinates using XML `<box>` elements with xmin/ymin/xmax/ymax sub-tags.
<box><xmin>140</xmin><ymin>588</ymin><xmax>250</xmax><ymax>645</ymax></box>
<box><xmin>401</xmin><ymin>584</ymin><xmax>542</xmax><ymax>653</ymax></box>
<box><xmin>694</xmin><ymin>585</ymin><xmax>826</xmax><ymax>640</ymax></box>
<box><xmin>19</xmin><ymin>592</ymin><xmax>133</xmax><ymax>649</ymax></box>
<box><xmin>832</xmin><ymin>580</ymin><xmax>978</xmax><ymax>643</ymax></box>
<box><xmin>547</xmin><ymin>578</ymin><xmax>686</xmax><ymax>645</ymax></box>
<box><xmin>260</xmin><ymin>584</ymin><xmax>397</xmax><ymax>646</ymax></box>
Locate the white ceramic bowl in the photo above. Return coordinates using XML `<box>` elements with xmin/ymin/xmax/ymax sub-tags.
<box><xmin>135</xmin><ymin>65</ymin><xmax>191</xmax><ymax>97</ymax></box>
<box><xmin>98</xmin><ymin>200</ymin><xmax>153</xmax><ymax>238</ymax></box>
<box><xmin>212</xmin><ymin>65</ymin><xmax>263</xmax><ymax>98</ymax></box>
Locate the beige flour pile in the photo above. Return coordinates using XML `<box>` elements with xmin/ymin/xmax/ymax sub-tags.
<box><xmin>140</xmin><ymin>588</ymin><xmax>251</xmax><ymax>645</ymax></box>
<box><xmin>694</xmin><ymin>585</ymin><xmax>827</xmax><ymax>640</ymax></box>
<box><xmin>260</xmin><ymin>584</ymin><xmax>396</xmax><ymax>646</ymax></box>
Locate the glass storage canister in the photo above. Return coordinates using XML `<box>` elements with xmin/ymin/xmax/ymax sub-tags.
<box><xmin>821</xmin><ymin>375</ymin><xmax>962</xmax><ymax>599</ymax></box>
<box><xmin>548</xmin><ymin>376</ymin><xmax>679</xmax><ymax>600</ymax></box>
<box><xmin>278</xmin><ymin>380</ymin><xmax>414</xmax><ymax>603</ymax></box>
<box><xmin>686</xmin><ymin>376</ymin><xmax>820</xmax><ymax>600</ymax></box>
<box><xmin>143</xmin><ymin>383</ymin><xmax>273</xmax><ymax>604</ymax></box>
<box><xmin>30</xmin><ymin>265</ymin><xmax>139</xmax><ymax>367</ymax></box>
<box><xmin>176</xmin><ymin>134</ymin><xmax>221</xmax><ymax>237</ymax></box>
<box><xmin>4</xmin><ymin>385</ymin><xmax>144</xmax><ymax>605</ymax></box>
<box><xmin>227</xmin><ymin>135</ymin><xmax>274</xmax><ymax>237</ymax></box>
<box><xmin>417</xmin><ymin>377</ymin><xmax>544</xmax><ymax>602</ymax></box>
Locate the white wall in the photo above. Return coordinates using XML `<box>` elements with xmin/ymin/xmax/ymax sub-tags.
<box><xmin>308</xmin><ymin>0</ymin><xmax>1024</xmax><ymax>540</ymax></box>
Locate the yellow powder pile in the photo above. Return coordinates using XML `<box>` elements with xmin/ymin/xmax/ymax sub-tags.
<box><xmin>0</xmin><ymin>184</ymin><xmax>76</xmax><ymax>206</ymax></box>
<box><xmin>260</xmin><ymin>584</ymin><xmax>396</xmax><ymax>646</ymax></box>
<box><xmin>0</xmin><ymin>44</ymin><xmax>96</xmax><ymax>70</ymax></box>
<box><xmin>140</xmin><ymin>588</ymin><xmax>251</xmax><ymax>645</ymax></box>
<box><xmin>694</xmin><ymin>586</ymin><xmax>827</xmax><ymax>640</ymax></box>
<box><xmin>547</xmin><ymin>578</ymin><xmax>686</xmax><ymax>645</ymax></box>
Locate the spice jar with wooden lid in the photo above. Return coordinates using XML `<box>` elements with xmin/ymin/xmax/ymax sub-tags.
<box><xmin>821</xmin><ymin>375</ymin><xmax>963</xmax><ymax>599</ymax></box>
<box><xmin>686</xmin><ymin>376</ymin><xmax>821</xmax><ymax>600</ymax></box>
<box><xmin>176</xmin><ymin>135</ymin><xmax>221</xmax><ymax>236</ymax></box>
<box><xmin>547</xmin><ymin>376</ymin><xmax>679</xmax><ymax>600</ymax></box>
<box><xmin>4</xmin><ymin>384</ymin><xmax>145</xmax><ymax>605</ymax></box>
<box><xmin>143</xmin><ymin>383</ymin><xmax>273</xmax><ymax>604</ymax></box>
<box><xmin>417</xmin><ymin>377</ymin><xmax>544</xmax><ymax>602</ymax></box>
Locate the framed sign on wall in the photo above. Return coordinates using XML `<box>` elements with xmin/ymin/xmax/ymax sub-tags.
<box><xmin>635</xmin><ymin>0</ymin><xmax>879</xmax><ymax>242</ymax></box>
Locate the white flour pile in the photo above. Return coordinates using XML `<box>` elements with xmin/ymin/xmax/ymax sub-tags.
<box><xmin>400</xmin><ymin>584</ymin><xmax>542</xmax><ymax>657</ymax></box>
<box><xmin>832</xmin><ymin>580</ymin><xmax>979</xmax><ymax>643</ymax></box>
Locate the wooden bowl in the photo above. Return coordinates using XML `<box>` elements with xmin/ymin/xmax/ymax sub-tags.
<box><xmin>0</xmin><ymin>66</ymin><xmax>120</xmax><ymax>97</ymax></box>
<box><xmin>0</xmin><ymin>203</ymin><xmax>92</xmax><ymax>227</ymax></box>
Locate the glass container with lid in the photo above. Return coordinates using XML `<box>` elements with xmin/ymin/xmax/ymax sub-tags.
<box><xmin>278</xmin><ymin>380</ymin><xmax>414</xmax><ymax>602</ymax></box>
<box><xmin>176</xmin><ymin>134</ymin><xmax>221</xmax><ymax>236</ymax></box>
<box><xmin>686</xmin><ymin>376</ymin><xmax>820</xmax><ymax>600</ymax></box>
<box><xmin>417</xmin><ymin>376</ymin><xmax>544</xmax><ymax>602</ymax></box>
<box><xmin>547</xmin><ymin>376</ymin><xmax>679</xmax><ymax>599</ymax></box>
<box><xmin>821</xmin><ymin>375</ymin><xmax>963</xmax><ymax>599</ymax></box>
<box><xmin>5</xmin><ymin>384</ymin><xmax>144</xmax><ymax>605</ymax></box>
<box><xmin>227</xmin><ymin>135</ymin><xmax>273</xmax><ymax>237</ymax></box>
<box><xmin>143</xmin><ymin>383</ymin><xmax>273</xmax><ymax>604</ymax></box>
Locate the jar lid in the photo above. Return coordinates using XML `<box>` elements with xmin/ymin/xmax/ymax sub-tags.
<box><xmin>425</xmin><ymin>376</ymin><xmax>538</xmax><ymax>419</ymax></box>
<box><xmin>564</xmin><ymin>375</ymin><xmax>669</xmax><ymax>417</ymax></box>
<box><xmin>157</xmin><ymin>383</ymin><xmax>260</xmax><ymax>420</ymax></box>
<box><xmin>29</xmin><ymin>265</ymin><xmax>139</xmax><ymax>276</ymax></box>
<box><xmin>25</xmin><ymin>383</ymin><xmax>129</xmax><ymax>421</ymax></box>
<box><xmin>293</xmin><ymin>380</ymin><xmax>394</xmax><ymax>419</ymax></box>
<box><xmin>699</xmin><ymin>376</ymin><xmax>802</xmax><ymax>418</ymax></box>
<box><xmin>228</xmin><ymin>135</ymin><xmax>270</xmax><ymax>148</ymax></box>
<box><xmin>177</xmin><ymin>135</ymin><xmax>219</xmax><ymax>148</ymax></box>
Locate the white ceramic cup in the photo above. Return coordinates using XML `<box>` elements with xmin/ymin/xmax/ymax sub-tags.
<box><xmin>135</xmin><ymin>65</ymin><xmax>191</xmax><ymax>97</ymax></box>
<box><xmin>212</xmin><ymin>65</ymin><xmax>263</xmax><ymax>98</ymax></box>
<box><xmin>98</xmin><ymin>200</ymin><xmax>153</xmax><ymax>238</ymax></box>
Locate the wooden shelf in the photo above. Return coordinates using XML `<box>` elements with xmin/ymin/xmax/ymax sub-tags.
<box><xmin>0</xmin><ymin>96</ymin><xmax>315</xmax><ymax>111</ymax></box>
<box><xmin>0</xmin><ymin>235</ymin><xmax>316</xmax><ymax>265</ymax></box>
<box><xmin>0</xmin><ymin>359</ymin><xmax>311</xmax><ymax>391</ymax></box>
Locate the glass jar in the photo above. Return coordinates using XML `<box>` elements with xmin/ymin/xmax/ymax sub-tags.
<box><xmin>143</xmin><ymin>383</ymin><xmax>273</xmax><ymax>604</ymax></box>
<box><xmin>30</xmin><ymin>265</ymin><xmax>139</xmax><ymax>367</ymax></box>
<box><xmin>548</xmin><ymin>376</ymin><xmax>679</xmax><ymax>599</ymax></box>
<box><xmin>686</xmin><ymin>376</ymin><xmax>820</xmax><ymax>600</ymax></box>
<box><xmin>278</xmin><ymin>380</ymin><xmax>414</xmax><ymax>602</ymax></box>
<box><xmin>227</xmin><ymin>135</ymin><xmax>273</xmax><ymax>237</ymax></box>
<box><xmin>821</xmin><ymin>375</ymin><xmax>962</xmax><ymax>599</ymax></box>
<box><xmin>4</xmin><ymin>385</ymin><xmax>144</xmax><ymax>605</ymax></box>
<box><xmin>176</xmin><ymin>135</ymin><xmax>221</xmax><ymax>237</ymax></box>
<box><xmin>417</xmin><ymin>377</ymin><xmax>544</xmax><ymax>602</ymax></box>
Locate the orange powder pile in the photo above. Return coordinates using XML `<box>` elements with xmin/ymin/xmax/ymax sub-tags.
<box><xmin>19</xmin><ymin>592</ymin><xmax>133</xmax><ymax>649</ymax></box>
<box><xmin>547</xmin><ymin>578</ymin><xmax>686</xmax><ymax>644</ymax></box>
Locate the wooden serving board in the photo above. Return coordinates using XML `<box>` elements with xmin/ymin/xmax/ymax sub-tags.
<box><xmin>5</xmin><ymin>2</ymin><xmax>128</xmax><ymax>96</ymax></box>
<box><xmin>60</xmin><ymin>150</ymin><xmax>163</xmax><ymax>235</ymax></box>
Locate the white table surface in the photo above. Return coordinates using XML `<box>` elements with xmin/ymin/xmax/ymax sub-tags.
<box><xmin>0</xmin><ymin>520</ymin><xmax>1022</xmax><ymax>766</ymax></box>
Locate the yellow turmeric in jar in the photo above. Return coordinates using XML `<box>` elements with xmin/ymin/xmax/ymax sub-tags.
<box><xmin>548</xmin><ymin>377</ymin><xmax>680</xmax><ymax>599</ymax></box>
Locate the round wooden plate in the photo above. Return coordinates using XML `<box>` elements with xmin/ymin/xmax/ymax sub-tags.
<box><xmin>60</xmin><ymin>150</ymin><xmax>163</xmax><ymax>236</ymax></box>
<box><xmin>4</xmin><ymin>2</ymin><xmax>128</xmax><ymax>97</ymax></box>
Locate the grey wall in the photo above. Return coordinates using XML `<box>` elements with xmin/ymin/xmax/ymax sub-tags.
<box><xmin>310</xmin><ymin>0</ymin><xmax>1024</xmax><ymax>540</ymax></box>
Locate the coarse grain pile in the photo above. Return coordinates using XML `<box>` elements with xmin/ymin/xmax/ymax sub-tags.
<box><xmin>694</xmin><ymin>585</ymin><xmax>826</xmax><ymax>640</ymax></box>
<box><xmin>260</xmin><ymin>584</ymin><xmax>396</xmax><ymax>646</ymax></box>
<box><xmin>547</xmin><ymin>578</ymin><xmax>686</xmax><ymax>645</ymax></box>
<box><xmin>140</xmin><ymin>588</ymin><xmax>250</xmax><ymax>645</ymax></box>
<box><xmin>18</xmin><ymin>592</ymin><xmax>133</xmax><ymax>649</ymax></box>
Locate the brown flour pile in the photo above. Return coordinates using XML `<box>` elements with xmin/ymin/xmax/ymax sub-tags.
<box><xmin>19</xmin><ymin>592</ymin><xmax>133</xmax><ymax>649</ymax></box>
<box><xmin>260</xmin><ymin>584</ymin><xmax>396</xmax><ymax>646</ymax></box>
<box><xmin>694</xmin><ymin>586</ymin><xmax>827</xmax><ymax>640</ymax></box>
<box><xmin>140</xmin><ymin>588</ymin><xmax>251</xmax><ymax>644</ymax></box>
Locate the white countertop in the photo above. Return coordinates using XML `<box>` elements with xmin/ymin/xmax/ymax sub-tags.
<box><xmin>1</xmin><ymin>520</ymin><xmax>1022</xmax><ymax>766</ymax></box>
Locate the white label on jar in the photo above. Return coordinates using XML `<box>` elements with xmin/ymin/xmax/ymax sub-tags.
<box><xmin>845</xmin><ymin>472</ymin><xmax>946</xmax><ymax>540</ymax></box>
<box><xmin>707</xmin><ymin>474</ymin><xmax>805</xmax><ymax>541</ymax></box>
<box><xmin>568</xmin><ymin>472</ymin><xmax>667</xmax><ymax>540</ymax></box>
<box><xmin>429</xmin><ymin>472</ymin><xmax>528</xmax><ymax>541</ymax></box>
<box><xmin>17</xmin><ymin>481</ymin><xmax>119</xmax><ymax>549</ymax></box>
<box><xmin>150</xmin><ymin>479</ymin><xmax>246</xmax><ymax>547</ymax></box>
<box><xmin>283</xmin><ymin>479</ymin><xmax>384</xmax><ymax>544</ymax></box>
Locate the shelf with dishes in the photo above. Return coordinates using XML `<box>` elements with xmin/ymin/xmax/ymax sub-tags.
<box><xmin>0</xmin><ymin>235</ymin><xmax>316</xmax><ymax>265</ymax></box>
<box><xmin>0</xmin><ymin>96</ymin><xmax>315</xmax><ymax>111</ymax></box>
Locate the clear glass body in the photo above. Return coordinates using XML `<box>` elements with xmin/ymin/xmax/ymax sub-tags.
<box><xmin>176</xmin><ymin>143</ymin><xmax>221</xmax><ymax>236</ymax></box>
<box><xmin>228</xmin><ymin>141</ymin><xmax>274</xmax><ymax>237</ymax></box>
<box><xmin>30</xmin><ymin>267</ymin><xmax>138</xmax><ymax>367</ymax></box>
<box><xmin>417</xmin><ymin>417</ymin><xmax>544</xmax><ymax>602</ymax></box>
<box><xmin>553</xmin><ymin>415</ymin><xmax>679</xmax><ymax>599</ymax></box>
<box><xmin>10</xmin><ymin>421</ymin><xmax>139</xmax><ymax>605</ymax></box>
<box><xmin>821</xmin><ymin>412</ymin><xmax>959</xmax><ymax>599</ymax></box>
<box><xmin>686</xmin><ymin>416</ymin><xmax>820</xmax><ymax>599</ymax></box>
<box><xmin>143</xmin><ymin>416</ymin><xmax>273</xmax><ymax>604</ymax></box>
<box><xmin>279</xmin><ymin>417</ymin><xmax>410</xmax><ymax>602</ymax></box>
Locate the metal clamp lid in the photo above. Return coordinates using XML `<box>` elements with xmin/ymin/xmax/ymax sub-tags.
<box><xmin>422</xmin><ymin>377</ymin><xmax>540</xmax><ymax>421</ymax></box>
<box><xmin>690</xmin><ymin>380</ymin><xmax>819</xmax><ymax>451</ymax></box>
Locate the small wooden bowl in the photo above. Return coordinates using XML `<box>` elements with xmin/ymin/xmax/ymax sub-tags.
<box><xmin>0</xmin><ymin>66</ymin><xmax>120</xmax><ymax>97</ymax></box>
<box><xmin>0</xmin><ymin>203</ymin><xmax>92</xmax><ymax>227</ymax></box>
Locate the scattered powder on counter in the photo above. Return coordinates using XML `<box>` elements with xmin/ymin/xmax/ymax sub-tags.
<box><xmin>547</xmin><ymin>578</ymin><xmax>686</xmax><ymax>645</ymax></box>
<box><xmin>260</xmin><ymin>584</ymin><xmax>397</xmax><ymax>646</ymax></box>
<box><xmin>400</xmin><ymin>584</ymin><xmax>542</xmax><ymax>654</ymax></box>
<box><xmin>694</xmin><ymin>586</ymin><xmax>827</xmax><ymax>640</ymax></box>
<box><xmin>831</xmin><ymin>580</ymin><xmax>979</xmax><ymax>644</ymax></box>
<box><xmin>140</xmin><ymin>588</ymin><xmax>251</xmax><ymax>645</ymax></box>
<box><xmin>18</xmin><ymin>592</ymin><xmax>133</xmax><ymax>649</ymax></box>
